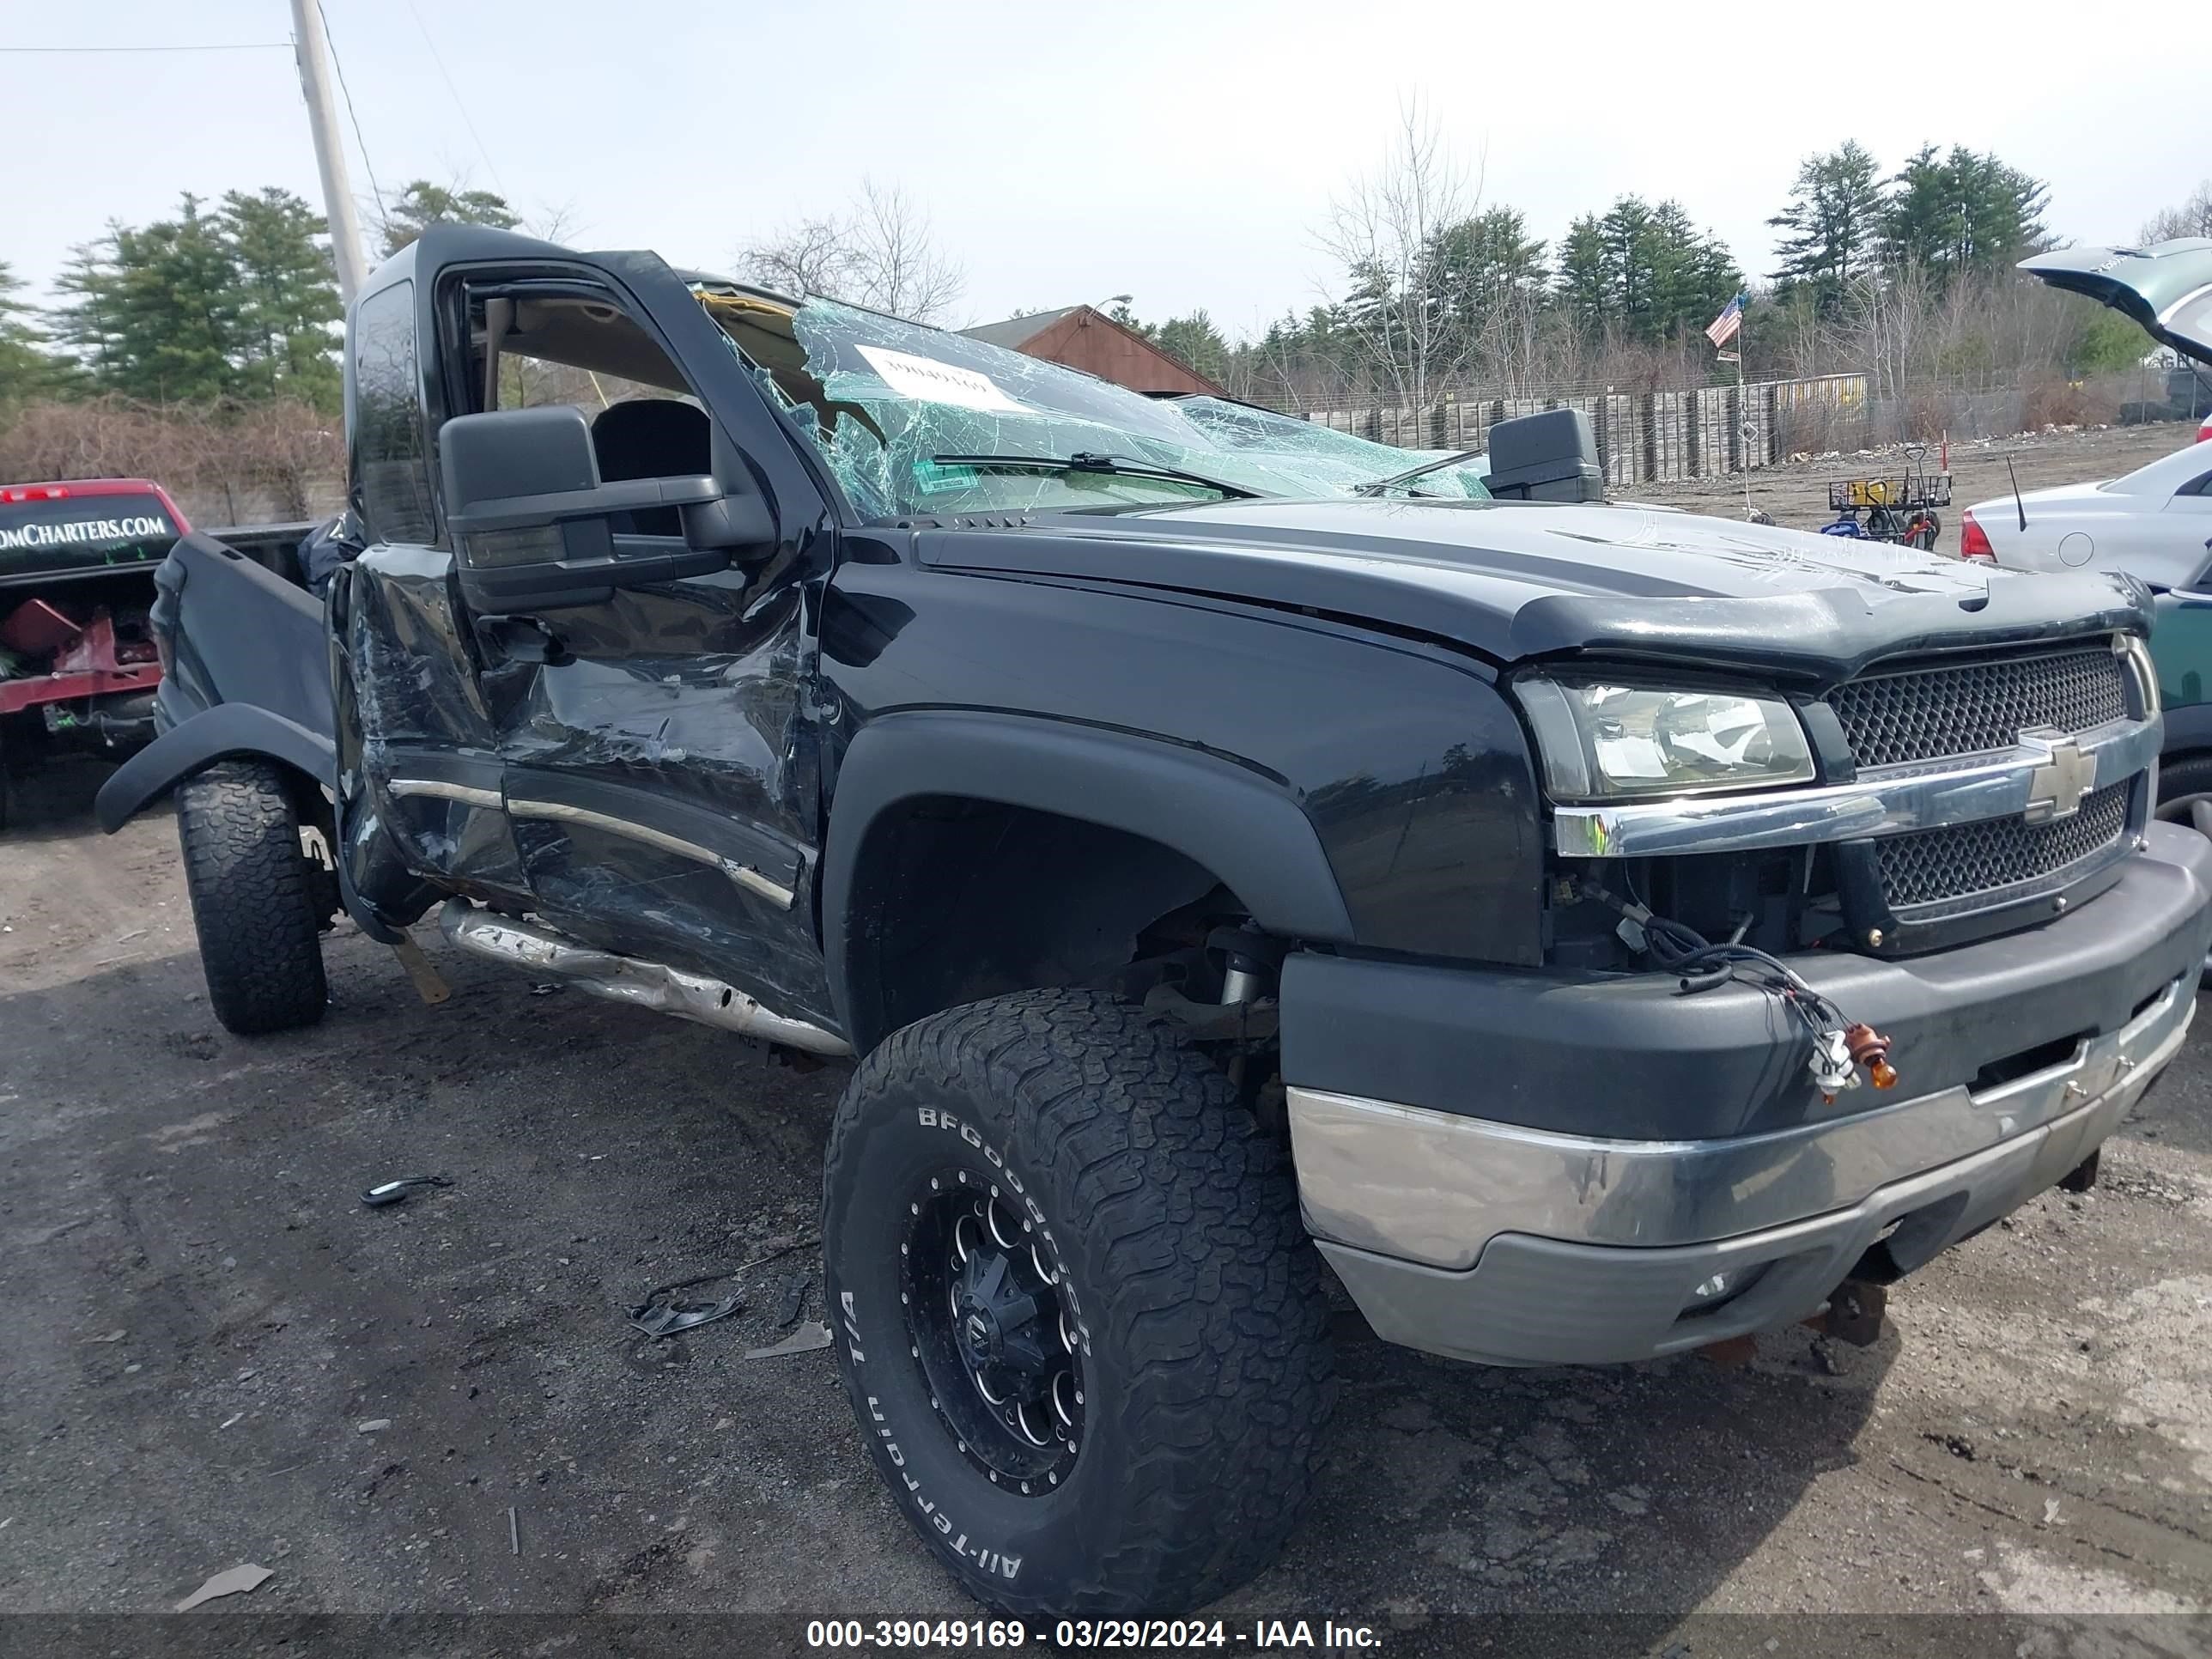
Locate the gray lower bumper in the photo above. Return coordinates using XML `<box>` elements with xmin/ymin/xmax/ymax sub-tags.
<box><xmin>1295</xmin><ymin>970</ymin><xmax>2194</xmax><ymax>1367</ymax></box>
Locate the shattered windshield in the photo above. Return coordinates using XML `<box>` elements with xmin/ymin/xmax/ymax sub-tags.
<box><xmin>695</xmin><ymin>290</ymin><xmax>1490</xmax><ymax>520</ymax></box>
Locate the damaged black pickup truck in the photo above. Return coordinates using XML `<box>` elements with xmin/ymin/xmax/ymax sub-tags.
<box><xmin>99</xmin><ymin>226</ymin><xmax>2211</xmax><ymax>1617</ymax></box>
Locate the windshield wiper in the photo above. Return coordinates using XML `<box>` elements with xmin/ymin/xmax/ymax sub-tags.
<box><xmin>1352</xmin><ymin>448</ymin><xmax>1487</xmax><ymax>496</ymax></box>
<box><xmin>930</xmin><ymin>452</ymin><xmax>1258</xmax><ymax>501</ymax></box>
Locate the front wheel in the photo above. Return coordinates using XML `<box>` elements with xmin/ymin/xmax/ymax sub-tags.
<box><xmin>823</xmin><ymin>989</ymin><xmax>1334</xmax><ymax>1618</ymax></box>
<box><xmin>176</xmin><ymin>759</ymin><xmax>330</xmax><ymax>1035</ymax></box>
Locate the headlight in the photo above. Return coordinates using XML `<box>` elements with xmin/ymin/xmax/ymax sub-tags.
<box><xmin>1515</xmin><ymin>678</ymin><xmax>1817</xmax><ymax>801</ymax></box>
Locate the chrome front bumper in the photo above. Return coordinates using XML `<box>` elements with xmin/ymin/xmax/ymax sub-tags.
<box><xmin>1291</xmin><ymin>970</ymin><xmax>2194</xmax><ymax>1367</ymax></box>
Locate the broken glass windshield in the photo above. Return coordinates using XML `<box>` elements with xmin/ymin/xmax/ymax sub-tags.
<box><xmin>699</xmin><ymin>291</ymin><xmax>1490</xmax><ymax>520</ymax></box>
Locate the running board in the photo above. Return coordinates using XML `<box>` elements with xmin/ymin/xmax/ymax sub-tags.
<box><xmin>435</xmin><ymin>898</ymin><xmax>852</xmax><ymax>1058</ymax></box>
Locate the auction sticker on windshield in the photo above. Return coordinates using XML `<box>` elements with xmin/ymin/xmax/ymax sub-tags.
<box><xmin>855</xmin><ymin>344</ymin><xmax>1027</xmax><ymax>414</ymax></box>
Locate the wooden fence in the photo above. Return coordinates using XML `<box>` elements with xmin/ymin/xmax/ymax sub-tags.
<box><xmin>1299</xmin><ymin>374</ymin><xmax>1869</xmax><ymax>484</ymax></box>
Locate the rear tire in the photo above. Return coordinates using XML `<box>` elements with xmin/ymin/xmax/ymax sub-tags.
<box><xmin>822</xmin><ymin>988</ymin><xmax>1334</xmax><ymax>1617</ymax></box>
<box><xmin>176</xmin><ymin>759</ymin><xmax>329</xmax><ymax>1035</ymax></box>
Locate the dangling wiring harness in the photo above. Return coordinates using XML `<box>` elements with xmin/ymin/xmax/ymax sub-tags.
<box><xmin>1569</xmin><ymin>878</ymin><xmax>1898</xmax><ymax>1102</ymax></box>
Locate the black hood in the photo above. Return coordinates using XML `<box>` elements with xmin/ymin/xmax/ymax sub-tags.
<box><xmin>915</xmin><ymin>497</ymin><xmax>2149</xmax><ymax>684</ymax></box>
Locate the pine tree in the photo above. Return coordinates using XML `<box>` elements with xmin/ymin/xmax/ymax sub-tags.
<box><xmin>1598</xmin><ymin>197</ymin><xmax>1657</xmax><ymax>337</ymax></box>
<box><xmin>1881</xmin><ymin>145</ymin><xmax>2048</xmax><ymax>283</ymax></box>
<box><xmin>1150</xmin><ymin>310</ymin><xmax>1231</xmax><ymax>385</ymax></box>
<box><xmin>1766</xmin><ymin>141</ymin><xmax>1884</xmax><ymax>313</ymax></box>
<box><xmin>1425</xmin><ymin>205</ymin><xmax>1549</xmax><ymax>355</ymax></box>
<box><xmin>379</xmin><ymin>180</ymin><xmax>520</xmax><ymax>255</ymax></box>
<box><xmin>61</xmin><ymin>193</ymin><xmax>246</xmax><ymax>403</ymax></box>
<box><xmin>219</xmin><ymin>187</ymin><xmax>342</xmax><ymax>410</ymax></box>
<box><xmin>125</xmin><ymin>201</ymin><xmax>240</xmax><ymax>401</ymax></box>
<box><xmin>1557</xmin><ymin>197</ymin><xmax>1741</xmax><ymax>346</ymax></box>
<box><xmin>1555</xmin><ymin>216</ymin><xmax>1610</xmax><ymax>331</ymax></box>
<box><xmin>46</xmin><ymin>189</ymin><xmax>343</xmax><ymax>408</ymax></box>
<box><xmin>0</xmin><ymin>259</ymin><xmax>68</xmax><ymax>411</ymax></box>
<box><xmin>1645</xmin><ymin>201</ymin><xmax>1707</xmax><ymax>341</ymax></box>
<box><xmin>49</xmin><ymin>238</ymin><xmax>128</xmax><ymax>385</ymax></box>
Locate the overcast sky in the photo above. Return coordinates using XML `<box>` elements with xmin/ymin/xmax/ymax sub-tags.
<box><xmin>4</xmin><ymin>0</ymin><xmax>2195</xmax><ymax>340</ymax></box>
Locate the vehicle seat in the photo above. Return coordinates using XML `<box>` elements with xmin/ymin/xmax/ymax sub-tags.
<box><xmin>591</xmin><ymin>398</ymin><xmax>711</xmax><ymax>536</ymax></box>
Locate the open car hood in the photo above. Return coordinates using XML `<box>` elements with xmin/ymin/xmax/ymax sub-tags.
<box><xmin>2020</xmin><ymin>238</ymin><xmax>2212</xmax><ymax>365</ymax></box>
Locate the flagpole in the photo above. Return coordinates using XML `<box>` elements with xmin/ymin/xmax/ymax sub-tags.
<box><xmin>1737</xmin><ymin>295</ymin><xmax>1751</xmax><ymax>520</ymax></box>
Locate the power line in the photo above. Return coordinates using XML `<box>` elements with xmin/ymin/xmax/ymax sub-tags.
<box><xmin>0</xmin><ymin>42</ymin><xmax>291</xmax><ymax>53</ymax></box>
<box><xmin>313</xmin><ymin>0</ymin><xmax>387</xmax><ymax>229</ymax></box>
<box><xmin>403</xmin><ymin>0</ymin><xmax>505</xmax><ymax>197</ymax></box>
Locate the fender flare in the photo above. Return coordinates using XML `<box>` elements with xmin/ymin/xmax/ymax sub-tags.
<box><xmin>95</xmin><ymin>702</ymin><xmax>336</xmax><ymax>833</ymax></box>
<box><xmin>821</xmin><ymin>710</ymin><xmax>1354</xmax><ymax>1050</ymax></box>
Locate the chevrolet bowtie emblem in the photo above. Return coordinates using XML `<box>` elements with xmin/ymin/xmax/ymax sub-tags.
<box><xmin>2022</xmin><ymin>727</ymin><xmax>2094</xmax><ymax>824</ymax></box>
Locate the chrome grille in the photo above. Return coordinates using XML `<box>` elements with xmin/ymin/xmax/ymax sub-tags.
<box><xmin>1831</xmin><ymin>647</ymin><xmax>2127</xmax><ymax>770</ymax></box>
<box><xmin>1875</xmin><ymin>782</ymin><xmax>2130</xmax><ymax>910</ymax></box>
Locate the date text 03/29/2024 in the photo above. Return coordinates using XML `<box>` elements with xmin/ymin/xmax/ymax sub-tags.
<box><xmin>804</xmin><ymin>1619</ymin><xmax>1383</xmax><ymax>1650</ymax></box>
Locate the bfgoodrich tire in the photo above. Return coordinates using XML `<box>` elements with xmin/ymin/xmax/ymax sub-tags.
<box><xmin>175</xmin><ymin>759</ymin><xmax>328</xmax><ymax>1036</ymax></box>
<box><xmin>823</xmin><ymin>988</ymin><xmax>1334</xmax><ymax>1618</ymax></box>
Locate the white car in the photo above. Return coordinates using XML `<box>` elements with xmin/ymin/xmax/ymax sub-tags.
<box><xmin>1960</xmin><ymin>436</ymin><xmax>2212</xmax><ymax>585</ymax></box>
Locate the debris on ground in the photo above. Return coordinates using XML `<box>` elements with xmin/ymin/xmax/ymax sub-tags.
<box><xmin>175</xmin><ymin>1564</ymin><xmax>272</xmax><ymax>1612</ymax></box>
<box><xmin>626</xmin><ymin>1238</ymin><xmax>822</xmax><ymax>1340</ymax></box>
<box><xmin>775</xmin><ymin>1273</ymin><xmax>807</xmax><ymax>1329</ymax></box>
<box><xmin>356</xmin><ymin>1419</ymin><xmax>392</xmax><ymax>1433</ymax></box>
<box><xmin>507</xmin><ymin>1505</ymin><xmax>520</xmax><ymax>1556</ymax></box>
<box><xmin>360</xmin><ymin>1175</ymin><xmax>451</xmax><ymax>1208</ymax></box>
<box><xmin>628</xmin><ymin>1292</ymin><xmax>744</xmax><ymax>1340</ymax></box>
<box><xmin>745</xmin><ymin>1322</ymin><xmax>833</xmax><ymax>1359</ymax></box>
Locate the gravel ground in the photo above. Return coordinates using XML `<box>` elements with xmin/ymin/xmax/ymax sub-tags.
<box><xmin>4</xmin><ymin>459</ymin><xmax>2212</xmax><ymax>1650</ymax></box>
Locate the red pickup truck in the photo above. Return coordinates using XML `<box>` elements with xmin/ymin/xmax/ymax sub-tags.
<box><xmin>0</xmin><ymin>477</ymin><xmax>188</xmax><ymax>828</ymax></box>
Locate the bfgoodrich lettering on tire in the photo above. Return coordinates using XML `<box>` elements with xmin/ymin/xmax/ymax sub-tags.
<box><xmin>823</xmin><ymin>988</ymin><xmax>1334</xmax><ymax>1617</ymax></box>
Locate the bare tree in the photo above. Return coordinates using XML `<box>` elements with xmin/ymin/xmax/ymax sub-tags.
<box><xmin>741</xmin><ymin>214</ymin><xmax>862</xmax><ymax>298</ymax></box>
<box><xmin>736</xmin><ymin>179</ymin><xmax>966</xmax><ymax>325</ymax></box>
<box><xmin>1838</xmin><ymin>258</ymin><xmax>1937</xmax><ymax>405</ymax></box>
<box><xmin>1315</xmin><ymin>100</ymin><xmax>1479</xmax><ymax>413</ymax></box>
<box><xmin>2142</xmin><ymin>180</ymin><xmax>2212</xmax><ymax>244</ymax></box>
<box><xmin>846</xmin><ymin>181</ymin><xmax>965</xmax><ymax>323</ymax></box>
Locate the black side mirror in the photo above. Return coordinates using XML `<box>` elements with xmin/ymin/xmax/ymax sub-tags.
<box><xmin>1484</xmin><ymin>409</ymin><xmax>1605</xmax><ymax>503</ymax></box>
<box><xmin>439</xmin><ymin>406</ymin><xmax>773</xmax><ymax>611</ymax></box>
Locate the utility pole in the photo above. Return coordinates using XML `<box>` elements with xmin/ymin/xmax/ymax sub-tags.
<box><xmin>290</xmin><ymin>0</ymin><xmax>370</xmax><ymax>305</ymax></box>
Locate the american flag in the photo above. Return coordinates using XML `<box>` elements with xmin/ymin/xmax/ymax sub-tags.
<box><xmin>1705</xmin><ymin>293</ymin><xmax>1745</xmax><ymax>349</ymax></box>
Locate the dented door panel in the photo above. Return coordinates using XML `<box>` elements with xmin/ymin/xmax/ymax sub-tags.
<box><xmin>479</xmin><ymin>561</ymin><xmax>833</xmax><ymax>1024</ymax></box>
<box><xmin>342</xmin><ymin>540</ymin><xmax>537</xmax><ymax>906</ymax></box>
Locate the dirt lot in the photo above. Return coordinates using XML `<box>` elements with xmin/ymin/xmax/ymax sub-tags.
<box><xmin>5</xmin><ymin>605</ymin><xmax>2212</xmax><ymax>1650</ymax></box>
<box><xmin>1635</xmin><ymin>422</ymin><xmax>2197</xmax><ymax>558</ymax></box>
